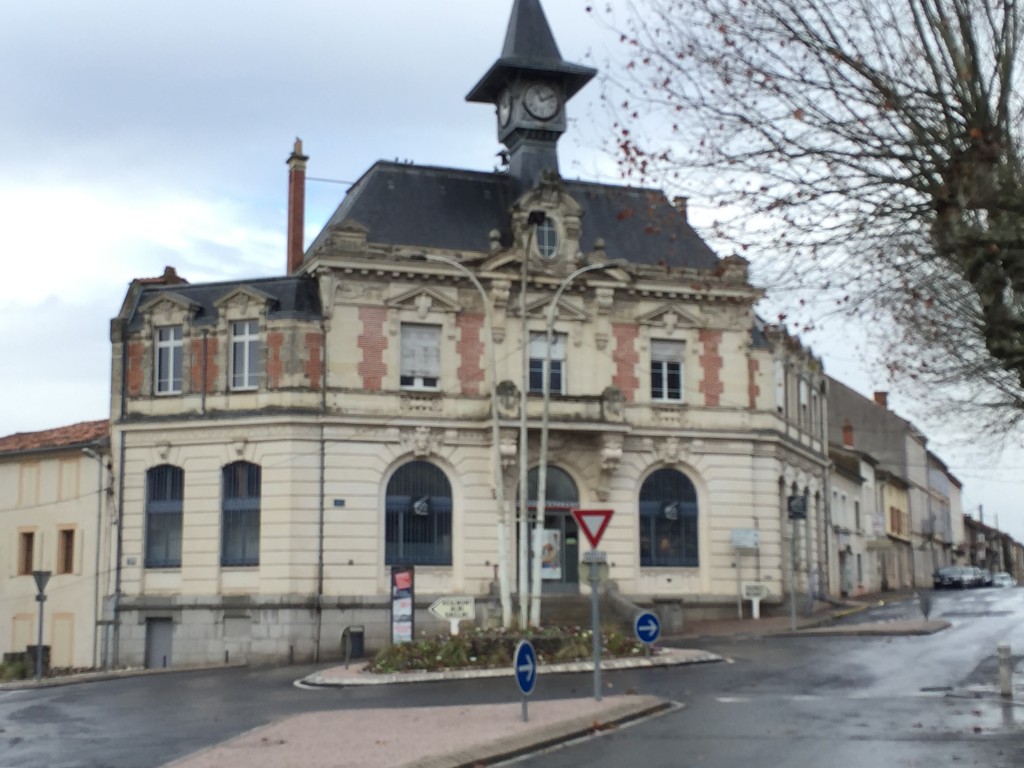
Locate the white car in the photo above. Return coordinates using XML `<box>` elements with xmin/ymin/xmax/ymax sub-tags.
<box><xmin>992</xmin><ymin>572</ymin><xmax>1017</xmax><ymax>588</ymax></box>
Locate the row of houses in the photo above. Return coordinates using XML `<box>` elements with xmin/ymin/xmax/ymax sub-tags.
<box><xmin>2</xmin><ymin>0</ymin><xmax>1022</xmax><ymax>672</ymax></box>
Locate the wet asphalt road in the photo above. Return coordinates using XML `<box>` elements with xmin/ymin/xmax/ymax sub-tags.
<box><xmin>1</xmin><ymin>588</ymin><xmax>1022</xmax><ymax>768</ymax></box>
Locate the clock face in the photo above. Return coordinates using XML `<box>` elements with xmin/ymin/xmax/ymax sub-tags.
<box><xmin>523</xmin><ymin>83</ymin><xmax>560</xmax><ymax>120</ymax></box>
<box><xmin>498</xmin><ymin>89</ymin><xmax>512</xmax><ymax>126</ymax></box>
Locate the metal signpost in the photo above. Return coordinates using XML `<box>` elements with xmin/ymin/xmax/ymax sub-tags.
<box><xmin>740</xmin><ymin>582</ymin><xmax>771</xmax><ymax>619</ymax></box>
<box><xmin>32</xmin><ymin>570</ymin><xmax>51</xmax><ymax>682</ymax></box>
<box><xmin>786</xmin><ymin>495</ymin><xmax>806</xmax><ymax>631</ymax></box>
<box><xmin>513</xmin><ymin>639</ymin><xmax>537</xmax><ymax>722</ymax></box>
<box><xmin>428</xmin><ymin>596</ymin><xmax>475</xmax><ymax>636</ymax></box>
<box><xmin>571</xmin><ymin>508</ymin><xmax>614</xmax><ymax>701</ymax></box>
<box><xmin>633</xmin><ymin>611</ymin><xmax>661</xmax><ymax>659</ymax></box>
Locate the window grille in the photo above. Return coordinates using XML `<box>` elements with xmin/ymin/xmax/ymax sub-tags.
<box><xmin>221</xmin><ymin>461</ymin><xmax>260</xmax><ymax>566</ymax></box>
<box><xmin>146</xmin><ymin>465</ymin><xmax>184</xmax><ymax>568</ymax></box>
<box><xmin>639</xmin><ymin>468</ymin><xmax>699</xmax><ymax>567</ymax></box>
<box><xmin>385</xmin><ymin>461</ymin><xmax>452</xmax><ymax>565</ymax></box>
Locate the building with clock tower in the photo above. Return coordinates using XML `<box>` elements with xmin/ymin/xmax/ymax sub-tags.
<box><xmin>104</xmin><ymin>0</ymin><xmax>830</xmax><ymax>667</ymax></box>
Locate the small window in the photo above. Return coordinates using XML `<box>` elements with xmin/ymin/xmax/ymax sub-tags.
<box><xmin>798</xmin><ymin>379</ymin><xmax>809</xmax><ymax>426</ymax></box>
<box><xmin>230</xmin><ymin>319</ymin><xmax>260</xmax><ymax>390</ymax></box>
<box><xmin>18</xmin><ymin>531</ymin><xmax>34</xmax><ymax>575</ymax></box>
<box><xmin>651</xmin><ymin>340</ymin><xmax>684</xmax><ymax>402</ymax></box>
<box><xmin>536</xmin><ymin>217</ymin><xmax>558</xmax><ymax>260</ymax></box>
<box><xmin>528</xmin><ymin>332</ymin><xmax>566</xmax><ymax>394</ymax></box>
<box><xmin>222</xmin><ymin>461</ymin><xmax>261</xmax><ymax>567</ymax></box>
<box><xmin>774</xmin><ymin>359</ymin><xmax>785</xmax><ymax>414</ymax></box>
<box><xmin>155</xmin><ymin>325</ymin><xmax>183</xmax><ymax>394</ymax></box>
<box><xmin>400</xmin><ymin>324</ymin><xmax>440</xmax><ymax>389</ymax></box>
<box><xmin>57</xmin><ymin>529</ymin><xmax>75</xmax><ymax>575</ymax></box>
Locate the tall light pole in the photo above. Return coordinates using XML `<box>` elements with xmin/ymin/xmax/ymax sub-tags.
<box><xmin>529</xmin><ymin>260</ymin><xmax>630</xmax><ymax>626</ymax></box>
<box><xmin>517</xmin><ymin>212</ymin><xmax>547</xmax><ymax>628</ymax></box>
<box><xmin>414</xmin><ymin>253</ymin><xmax>511</xmax><ymax>627</ymax></box>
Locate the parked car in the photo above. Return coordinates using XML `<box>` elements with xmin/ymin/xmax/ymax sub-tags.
<box><xmin>978</xmin><ymin>568</ymin><xmax>993</xmax><ymax>587</ymax></box>
<box><xmin>993</xmin><ymin>572</ymin><xmax>1017</xmax><ymax>588</ymax></box>
<box><xmin>962</xmin><ymin>566</ymin><xmax>983</xmax><ymax>587</ymax></box>
<box><xmin>933</xmin><ymin>565</ymin><xmax>969</xmax><ymax>589</ymax></box>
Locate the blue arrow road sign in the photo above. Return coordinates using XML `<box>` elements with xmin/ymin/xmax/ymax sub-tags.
<box><xmin>634</xmin><ymin>611</ymin><xmax>661</xmax><ymax>645</ymax></box>
<box><xmin>514</xmin><ymin>639</ymin><xmax>537</xmax><ymax>695</ymax></box>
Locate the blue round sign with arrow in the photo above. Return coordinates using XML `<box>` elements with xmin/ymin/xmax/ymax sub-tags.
<box><xmin>513</xmin><ymin>639</ymin><xmax>537</xmax><ymax>695</ymax></box>
<box><xmin>633</xmin><ymin>611</ymin><xmax>661</xmax><ymax>645</ymax></box>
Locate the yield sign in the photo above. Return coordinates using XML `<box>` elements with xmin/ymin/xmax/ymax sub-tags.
<box><xmin>571</xmin><ymin>508</ymin><xmax>613</xmax><ymax>549</ymax></box>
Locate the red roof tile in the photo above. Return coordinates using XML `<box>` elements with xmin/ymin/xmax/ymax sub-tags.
<box><xmin>0</xmin><ymin>420</ymin><xmax>109</xmax><ymax>455</ymax></box>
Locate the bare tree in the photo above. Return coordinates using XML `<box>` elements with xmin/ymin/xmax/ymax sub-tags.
<box><xmin>592</xmin><ymin>0</ymin><xmax>1024</xmax><ymax>420</ymax></box>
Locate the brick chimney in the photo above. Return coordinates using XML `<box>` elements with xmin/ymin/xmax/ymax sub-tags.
<box><xmin>873</xmin><ymin>391</ymin><xmax>888</xmax><ymax>408</ymax></box>
<box><xmin>286</xmin><ymin>138</ymin><xmax>309</xmax><ymax>274</ymax></box>
<box><xmin>842</xmin><ymin>418</ymin><xmax>854</xmax><ymax>447</ymax></box>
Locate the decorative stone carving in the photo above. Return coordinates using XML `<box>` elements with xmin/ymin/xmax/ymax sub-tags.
<box><xmin>496</xmin><ymin>380</ymin><xmax>519</xmax><ymax>418</ymax></box>
<box><xmin>402</xmin><ymin>426</ymin><xmax>442</xmax><ymax>457</ymax></box>
<box><xmin>600</xmin><ymin>434</ymin><xmax>623</xmax><ymax>474</ymax></box>
<box><xmin>601</xmin><ymin>386</ymin><xmax>625</xmax><ymax>423</ymax></box>
<box><xmin>400</xmin><ymin>393</ymin><xmax>443</xmax><ymax>414</ymax></box>
<box><xmin>656</xmin><ymin>436</ymin><xmax>689</xmax><ymax>465</ymax></box>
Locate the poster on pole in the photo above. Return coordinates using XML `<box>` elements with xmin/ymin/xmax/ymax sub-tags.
<box><xmin>390</xmin><ymin>566</ymin><xmax>414</xmax><ymax>644</ymax></box>
<box><xmin>539</xmin><ymin>528</ymin><xmax>562</xmax><ymax>580</ymax></box>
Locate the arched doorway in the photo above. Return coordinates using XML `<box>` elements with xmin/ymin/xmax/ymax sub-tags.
<box><xmin>525</xmin><ymin>466</ymin><xmax>580</xmax><ymax>593</ymax></box>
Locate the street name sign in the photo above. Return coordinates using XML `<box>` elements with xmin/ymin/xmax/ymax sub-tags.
<box><xmin>633</xmin><ymin>611</ymin><xmax>661</xmax><ymax>645</ymax></box>
<box><xmin>571</xmin><ymin>509</ymin><xmax>613</xmax><ymax>549</ymax></box>
<box><xmin>741</xmin><ymin>582</ymin><xmax>771</xmax><ymax>600</ymax></box>
<box><xmin>428</xmin><ymin>596</ymin><xmax>475</xmax><ymax>621</ymax></box>
<box><xmin>514</xmin><ymin>639</ymin><xmax>537</xmax><ymax>695</ymax></box>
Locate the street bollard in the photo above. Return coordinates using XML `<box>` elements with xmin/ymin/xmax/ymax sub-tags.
<box><xmin>998</xmin><ymin>643</ymin><xmax>1013</xmax><ymax>698</ymax></box>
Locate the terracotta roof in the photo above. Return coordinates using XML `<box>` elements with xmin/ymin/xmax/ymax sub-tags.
<box><xmin>136</xmin><ymin>266</ymin><xmax>188</xmax><ymax>285</ymax></box>
<box><xmin>0</xmin><ymin>420</ymin><xmax>109</xmax><ymax>455</ymax></box>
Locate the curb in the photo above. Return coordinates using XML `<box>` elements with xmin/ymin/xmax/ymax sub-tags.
<box><xmin>0</xmin><ymin>662</ymin><xmax>246</xmax><ymax>691</ymax></box>
<box><xmin>397</xmin><ymin>696</ymin><xmax>677</xmax><ymax>768</ymax></box>
<box><xmin>300</xmin><ymin>648</ymin><xmax>722</xmax><ymax>688</ymax></box>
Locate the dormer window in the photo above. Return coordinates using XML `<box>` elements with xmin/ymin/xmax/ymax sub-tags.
<box><xmin>230</xmin><ymin>319</ymin><xmax>260</xmax><ymax>390</ymax></box>
<box><xmin>155</xmin><ymin>325</ymin><xmax>183</xmax><ymax>395</ymax></box>
<box><xmin>536</xmin><ymin>217</ymin><xmax>558</xmax><ymax>260</ymax></box>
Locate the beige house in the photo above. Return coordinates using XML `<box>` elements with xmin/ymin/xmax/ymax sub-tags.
<box><xmin>105</xmin><ymin>0</ymin><xmax>830</xmax><ymax>666</ymax></box>
<box><xmin>829</xmin><ymin>436</ymin><xmax>883</xmax><ymax>596</ymax></box>
<box><xmin>0</xmin><ymin>421</ymin><xmax>112</xmax><ymax>670</ymax></box>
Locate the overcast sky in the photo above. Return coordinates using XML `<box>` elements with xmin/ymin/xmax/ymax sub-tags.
<box><xmin>2</xmin><ymin>0</ymin><xmax>1020</xmax><ymax>542</ymax></box>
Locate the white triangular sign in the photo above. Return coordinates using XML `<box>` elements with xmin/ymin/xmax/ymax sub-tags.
<box><xmin>571</xmin><ymin>509</ymin><xmax>614</xmax><ymax>549</ymax></box>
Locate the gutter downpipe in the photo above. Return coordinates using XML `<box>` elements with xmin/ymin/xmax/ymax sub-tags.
<box><xmin>84</xmin><ymin>445</ymin><xmax>104</xmax><ymax>670</ymax></box>
<box><xmin>315</xmin><ymin>318</ymin><xmax>328</xmax><ymax>662</ymax></box>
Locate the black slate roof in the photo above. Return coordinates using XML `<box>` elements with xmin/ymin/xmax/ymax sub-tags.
<box><xmin>125</xmin><ymin>275</ymin><xmax>322</xmax><ymax>332</ymax></box>
<box><xmin>308</xmin><ymin>162</ymin><xmax>720</xmax><ymax>271</ymax></box>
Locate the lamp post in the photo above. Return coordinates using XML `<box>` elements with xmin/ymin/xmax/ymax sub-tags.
<box><xmin>415</xmin><ymin>253</ymin><xmax>512</xmax><ymax>627</ymax></box>
<box><xmin>32</xmin><ymin>570</ymin><xmax>51</xmax><ymax>681</ymax></box>
<box><xmin>529</xmin><ymin>260</ymin><xmax>630</xmax><ymax>626</ymax></box>
<box><xmin>517</xmin><ymin>212</ymin><xmax>547</xmax><ymax>628</ymax></box>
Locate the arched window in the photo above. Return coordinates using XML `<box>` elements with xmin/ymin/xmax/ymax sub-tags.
<box><xmin>639</xmin><ymin>468</ymin><xmax>698</xmax><ymax>567</ymax></box>
<box><xmin>222</xmin><ymin>461</ymin><xmax>261</xmax><ymax>566</ymax></box>
<box><xmin>526</xmin><ymin>466</ymin><xmax>578</xmax><ymax>510</ymax></box>
<box><xmin>385</xmin><ymin>461</ymin><xmax>452</xmax><ymax>565</ymax></box>
<box><xmin>146</xmin><ymin>465</ymin><xmax>184</xmax><ymax>568</ymax></box>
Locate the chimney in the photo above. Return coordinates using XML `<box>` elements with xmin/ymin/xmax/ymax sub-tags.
<box><xmin>873</xmin><ymin>391</ymin><xmax>888</xmax><ymax>408</ymax></box>
<box><xmin>672</xmin><ymin>196</ymin><xmax>688</xmax><ymax>222</ymax></box>
<box><xmin>842</xmin><ymin>418</ymin><xmax>854</xmax><ymax>447</ymax></box>
<box><xmin>286</xmin><ymin>138</ymin><xmax>309</xmax><ymax>274</ymax></box>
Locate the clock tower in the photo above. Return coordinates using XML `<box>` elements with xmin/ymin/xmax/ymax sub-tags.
<box><xmin>467</xmin><ymin>0</ymin><xmax>596</xmax><ymax>193</ymax></box>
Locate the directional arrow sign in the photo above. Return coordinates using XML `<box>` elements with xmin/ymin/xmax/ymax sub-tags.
<box><xmin>571</xmin><ymin>509</ymin><xmax>614</xmax><ymax>549</ymax></box>
<box><xmin>633</xmin><ymin>611</ymin><xmax>661</xmax><ymax>645</ymax></box>
<box><xmin>513</xmin><ymin>639</ymin><xmax>537</xmax><ymax>695</ymax></box>
<box><xmin>428</xmin><ymin>596</ymin><xmax>475</xmax><ymax>621</ymax></box>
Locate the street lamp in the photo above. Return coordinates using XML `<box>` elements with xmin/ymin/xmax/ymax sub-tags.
<box><xmin>413</xmin><ymin>253</ymin><xmax>512</xmax><ymax>627</ymax></box>
<box><xmin>529</xmin><ymin>259</ymin><xmax>631</xmax><ymax>626</ymax></box>
<box><xmin>518</xmin><ymin>211</ymin><xmax>547</xmax><ymax>628</ymax></box>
